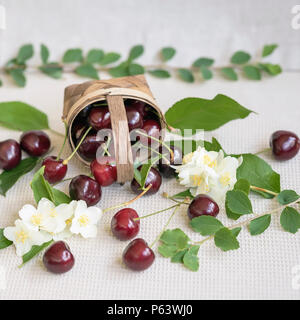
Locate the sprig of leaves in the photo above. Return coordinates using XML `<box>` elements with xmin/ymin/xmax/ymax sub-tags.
<box><xmin>0</xmin><ymin>43</ymin><xmax>282</xmax><ymax>87</ymax></box>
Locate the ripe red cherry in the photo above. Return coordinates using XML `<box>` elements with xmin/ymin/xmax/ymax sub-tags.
<box><xmin>158</xmin><ymin>146</ymin><xmax>182</xmax><ymax>178</ymax></box>
<box><xmin>88</xmin><ymin>107</ymin><xmax>111</xmax><ymax>130</ymax></box>
<box><xmin>187</xmin><ymin>194</ymin><xmax>219</xmax><ymax>220</ymax></box>
<box><xmin>122</xmin><ymin>238</ymin><xmax>155</xmax><ymax>271</ymax></box>
<box><xmin>71</xmin><ymin>122</ymin><xmax>86</xmax><ymax>144</ymax></box>
<box><xmin>42</xmin><ymin>156</ymin><xmax>67</xmax><ymax>184</ymax></box>
<box><xmin>270</xmin><ymin>130</ymin><xmax>300</xmax><ymax>161</ymax></box>
<box><xmin>127</xmin><ymin>100</ymin><xmax>147</xmax><ymax>117</ymax></box>
<box><xmin>0</xmin><ymin>139</ymin><xmax>21</xmax><ymax>170</ymax></box>
<box><xmin>78</xmin><ymin>132</ymin><xmax>104</xmax><ymax>161</ymax></box>
<box><xmin>43</xmin><ymin>241</ymin><xmax>75</xmax><ymax>274</ymax></box>
<box><xmin>126</xmin><ymin>105</ymin><xmax>143</xmax><ymax>131</ymax></box>
<box><xmin>111</xmin><ymin>208</ymin><xmax>140</xmax><ymax>241</ymax></box>
<box><xmin>131</xmin><ymin>166</ymin><xmax>162</xmax><ymax>195</ymax></box>
<box><xmin>20</xmin><ymin>130</ymin><xmax>50</xmax><ymax>157</ymax></box>
<box><xmin>90</xmin><ymin>158</ymin><xmax>117</xmax><ymax>187</ymax></box>
<box><xmin>69</xmin><ymin>175</ymin><xmax>101</xmax><ymax>206</ymax></box>
<box><xmin>140</xmin><ymin>119</ymin><xmax>161</xmax><ymax>145</ymax></box>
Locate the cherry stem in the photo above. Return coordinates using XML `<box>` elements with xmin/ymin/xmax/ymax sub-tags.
<box><xmin>193</xmin><ymin>198</ymin><xmax>300</xmax><ymax>246</ymax></box>
<box><xmin>102</xmin><ymin>184</ymin><xmax>152</xmax><ymax>213</ymax></box>
<box><xmin>136</xmin><ymin>130</ymin><xmax>174</xmax><ymax>162</ymax></box>
<box><xmin>134</xmin><ymin>203</ymin><xmax>181</xmax><ymax>221</ymax></box>
<box><xmin>250</xmin><ymin>185</ymin><xmax>279</xmax><ymax>196</ymax></box>
<box><xmin>57</xmin><ymin>120</ymin><xmax>68</xmax><ymax>160</ymax></box>
<box><xmin>63</xmin><ymin>126</ymin><xmax>92</xmax><ymax>165</ymax></box>
<box><xmin>150</xmin><ymin>205</ymin><xmax>180</xmax><ymax>248</ymax></box>
<box><xmin>162</xmin><ymin>192</ymin><xmax>190</xmax><ymax>205</ymax></box>
<box><xmin>137</xmin><ymin>142</ymin><xmax>170</xmax><ymax>164</ymax></box>
<box><xmin>254</xmin><ymin>147</ymin><xmax>271</xmax><ymax>155</ymax></box>
<box><xmin>100</xmin><ymin>135</ymin><xmax>112</xmax><ymax>157</ymax></box>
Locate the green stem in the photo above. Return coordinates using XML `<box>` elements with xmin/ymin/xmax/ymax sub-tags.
<box><xmin>254</xmin><ymin>147</ymin><xmax>271</xmax><ymax>155</ymax></box>
<box><xmin>150</xmin><ymin>205</ymin><xmax>180</xmax><ymax>248</ymax></box>
<box><xmin>250</xmin><ymin>185</ymin><xmax>279</xmax><ymax>196</ymax></box>
<box><xmin>63</xmin><ymin>126</ymin><xmax>92</xmax><ymax>165</ymax></box>
<box><xmin>57</xmin><ymin>121</ymin><xmax>68</xmax><ymax>160</ymax></box>
<box><xmin>134</xmin><ymin>203</ymin><xmax>181</xmax><ymax>221</ymax></box>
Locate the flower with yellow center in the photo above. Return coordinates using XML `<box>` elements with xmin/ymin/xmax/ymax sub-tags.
<box><xmin>70</xmin><ymin>200</ymin><xmax>102</xmax><ymax>238</ymax></box>
<box><xmin>4</xmin><ymin>219</ymin><xmax>52</xmax><ymax>256</ymax></box>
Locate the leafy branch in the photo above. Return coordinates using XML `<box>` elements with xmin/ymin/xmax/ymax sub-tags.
<box><xmin>0</xmin><ymin>43</ymin><xmax>282</xmax><ymax>87</ymax></box>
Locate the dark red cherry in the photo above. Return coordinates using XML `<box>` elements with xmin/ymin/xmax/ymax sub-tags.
<box><xmin>90</xmin><ymin>158</ymin><xmax>117</xmax><ymax>187</ymax></box>
<box><xmin>131</xmin><ymin>166</ymin><xmax>162</xmax><ymax>195</ymax></box>
<box><xmin>43</xmin><ymin>241</ymin><xmax>75</xmax><ymax>274</ymax></box>
<box><xmin>20</xmin><ymin>130</ymin><xmax>50</xmax><ymax>157</ymax></box>
<box><xmin>270</xmin><ymin>130</ymin><xmax>300</xmax><ymax>161</ymax></box>
<box><xmin>88</xmin><ymin>107</ymin><xmax>111</xmax><ymax>130</ymax></box>
<box><xmin>71</xmin><ymin>122</ymin><xmax>86</xmax><ymax>144</ymax></box>
<box><xmin>122</xmin><ymin>238</ymin><xmax>155</xmax><ymax>271</ymax></box>
<box><xmin>187</xmin><ymin>194</ymin><xmax>219</xmax><ymax>220</ymax></box>
<box><xmin>140</xmin><ymin>119</ymin><xmax>161</xmax><ymax>145</ymax></box>
<box><xmin>42</xmin><ymin>156</ymin><xmax>67</xmax><ymax>184</ymax></box>
<box><xmin>0</xmin><ymin>139</ymin><xmax>21</xmax><ymax>170</ymax></box>
<box><xmin>158</xmin><ymin>146</ymin><xmax>182</xmax><ymax>178</ymax></box>
<box><xmin>78</xmin><ymin>132</ymin><xmax>104</xmax><ymax>161</ymax></box>
<box><xmin>69</xmin><ymin>175</ymin><xmax>101</xmax><ymax>206</ymax></box>
<box><xmin>126</xmin><ymin>105</ymin><xmax>143</xmax><ymax>131</ymax></box>
<box><xmin>127</xmin><ymin>100</ymin><xmax>147</xmax><ymax>117</ymax></box>
<box><xmin>111</xmin><ymin>208</ymin><xmax>140</xmax><ymax>241</ymax></box>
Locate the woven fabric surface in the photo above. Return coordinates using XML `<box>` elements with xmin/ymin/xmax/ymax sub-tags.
<box><xmin>0</xmin><ymin>72</ymin><xmax>299</xmax><ymax>300</ymax></box>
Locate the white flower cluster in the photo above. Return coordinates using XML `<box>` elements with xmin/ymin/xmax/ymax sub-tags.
<box><xmin>4</xmin><ymin>198</ymin><xmax>102</xmax><ymax>256</ymax></box>
<box><xmin>175</xmin><ymin>147</ymin><xmax>242</xmax><ymax>204</ymax></box>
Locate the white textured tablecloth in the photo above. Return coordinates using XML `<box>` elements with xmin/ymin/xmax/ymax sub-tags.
<box><xmin>0</xmin><ymin>71</ymin><xmax>300</xmax><ymax>300</ymax></box>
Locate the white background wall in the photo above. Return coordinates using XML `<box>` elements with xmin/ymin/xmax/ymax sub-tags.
<box><xmin>0</xmin><ymin>0</ymin><xmax>299</xmax><ymax>70</ymax></box>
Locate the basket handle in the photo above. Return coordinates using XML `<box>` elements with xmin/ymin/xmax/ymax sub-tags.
<box><xmin>106</xmin><ymin>95</ymin><xmax>134</xmax><ymax>183</ymax></box>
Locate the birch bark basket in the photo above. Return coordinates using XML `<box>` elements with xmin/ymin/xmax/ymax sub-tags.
<box><xmin>62</xmin><ymin>75</ymin><xmax>166</xmax><ymax>183</ymax></box>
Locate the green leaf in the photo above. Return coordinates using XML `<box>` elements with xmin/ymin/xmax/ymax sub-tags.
<box><xmin>249</xmin><ymin>214</ymin><xmax>271</xmax><ymax>235</ymax></box>
<box><xmin>258</xmin><ymin>63</ymin><xmax>282</xmax><ymax>76</ymax></box>
<box><xmin>231</xmin><ymin>227</ymin><xmax>242</xmax><ymax>237</ymax></box>
<box><xmin>178</xmin><ymin>69</ymin><xmax>194</xmax><ymax>83</ymax></box>
<box><xmin>234</xmin><ymin>179</ymin><xmax>250</xmax><ymax>195</ymax></box>
<box><xmin>280</xmin><ymin>207</ymin><xmax>300</xmax><ymax>234</ymax></box>
<box><xmin>158</xmin><ymin>244</ymin><xmax>178</xmax><ymax>257</ymax></box>
<box><xmin>165</xmin><ymin>94</ymin><xmax>253</xmax><ymax>131</ymax></box>
<box><xmin>161</xmin><ymin>47</ymin><xmax>176</xmax><ymax>62</ymax></box>
<box><xmin>63</xmin><ymin>49</ymin><xmax>83</xmax><ymax>63</ymax></box>
<box><xmin>108</xmin><ymin>62</ymin><xmax>130</xmax><ymax>77</ymax></box>
<box><xmin>231</xmin><ymin>51</ymin><xmax>251</xmax><ymax>64</ymax></box>
<box><xmin>243</xmin><ymin>65</ymin><xmax>261</xmax><ymax>80</ymax></box>
<box><xmin>31</xmin><ymin>167</ymin><xmax>71</xmax><ymax>206</ymax></box>
<box><xmin>99</xmin><ymin>52</ymin><xmax>121</xmax><ymax>65</ymax></box>
<box><xmin>9</xmin><ymin>69</ymin><xmax>26</xmax><ymax>87</ymax></box>
<box><xmin>128</xmin><ymin>63</ymin><xmax>145</xmax><ymax>75</ymax></box>
<box><xmin>21</xmin><ymin>240</ymin><xmax>53</xmax><ymax>265</ymax></box>
<box><xmin>225</xmin><ymin>201</ymin><xmax>241</xmax><ymax>220</ymax></box>
<box><xmin>0</xmin><ymin>229</ymin><xmax>13</xmax><ymax>249</ymax></box>
<box><xmin>39</xmin><ymin>63</ymin><xmax>63</xmax><ymax>79</ymax></box>
<box><xmin>75</xmin><ymin>63</ymin><xmax>99</xmax><ymax>79</ymax></box>
<box><xmin>221</xmin><ymin>67</ymin><xmax>238</xmax><ymax>81</ymax></box>
<box><xmin>17</xmin><ymin>44</ymin><xmax>34</xmax><ymax>64</ymax></box>
<box><xmin>171</xmin><ymin>248</ymin><xmax>189</xmax><ymax>263</ymax></box>
<box><xmin>160</xmin><ymin>228</ymin><xmax>190</xmax><ymax>250</ymax></box>
<box><xmin>86</xmin><ymin>49</ymin><xmax>104</xmax><ymax>64</ymax></box>
<box><xmin>190</xmin><ymin>216</ymin><xmax>224</xmax><ymax>236</ymax></box>
<box><xmin>40</xmin><ymin>44</ymin><xmax>49</xmax><ymax>64</ymax></box>
<box><xmin>128</xmin><ymin>45</ymin><xmax>144</xmax><ymax>61</ymax></box>
<box><xmin>204</xmin><ymin>137</ymin><xmax>223</xmax><ymax>152</ymax></box>
<box><xmin>214</xmin><ymin>227</ymin><xmax>240</xmax><ymax>251</ymax></box>
<box><xmin>170</xmin><ymin>189</ymin><xmax>194</xmax><ymax>200</ymax></box>
<box><xmin>237</xmin><ymin>154</ymin><xmax>281</xmax><ymax>198</ymax></box>
<box><xmin>193</xmin><ymin>57</ymin><xmax>214</xmax><ymax>67</ymax></box>
<box><xmin>262</xmin><ymin>44</ymin><xmax>278</xmax><ymax>57</ymax></box>
<box><xmin>183</xmin><ymin>249</ymin><xmax>199</xmax><ymax>271</ymax></box>
<box><xmin>0</xmin><ymin>157</ymin><xmax>39</xmax><ymax>196</ymax></box>
<box><xmin>200</xmin><ymin>66</ymin><xmax>213</xmax><ymax>80</ymax></box>
<box><xmin>226</xmin><ymin>190</ymin><xmax>253</xmax><ymax>215</ymax></box>
<box><xmin>148</xmin><ymin>69</ymin><xmax>171</xmax><ymax>78</ymax></box>
<box><xmin>277</xmin><ymin>190</ymin><xmax>300</xmax><ymax>205</ymax></box>
<box><xmin>0</xmin><ymin>101</ymin><xmax>49</xmax><ymax>131</ymax></box>
<box><xmin>139</xmin><ymin>156</ymin><xmax>161</xmax><ymax>188</ymax></box>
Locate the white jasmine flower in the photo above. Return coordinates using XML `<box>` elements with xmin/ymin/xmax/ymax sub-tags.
<box><xmin>176</xmin><ymin>147</ymin><xmax>242</xmax><ymax>204</ymax></box>
<box><xmin>19</xmin><ymin>198</ymin><xmax>74</xmax><ymax>234</ymax></box>
<box><xmin>4</xmin><ymin>219</ymin><xmax>52</xmax><ymax>256</ymax></box>
<box><xmin>70</xmin><ymin>200</ymin><xmax>102</xmax><ymax>238</ymax></box>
